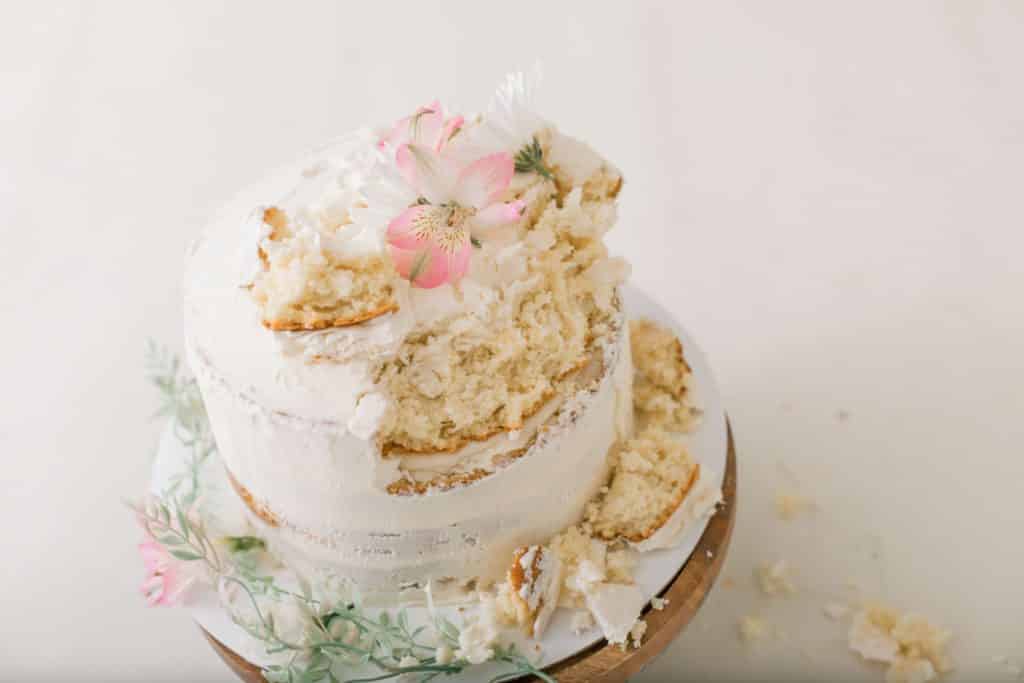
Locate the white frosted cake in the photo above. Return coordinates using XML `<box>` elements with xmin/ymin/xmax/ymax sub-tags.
<box><xmin>180</xmin><ymin>73</ymin><xmax>719</xmax><ymax>648</ymax></box>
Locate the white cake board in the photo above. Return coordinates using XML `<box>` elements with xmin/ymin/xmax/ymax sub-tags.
<box><xmin>151</xmin><ymin>285</ymin><xmax>728</xmax><ymax>677</ymax></box>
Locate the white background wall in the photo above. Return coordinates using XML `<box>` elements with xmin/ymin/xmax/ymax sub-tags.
<box><xmin>2</xmin><ymin>1</ymin><xmax>1022</xmax><ymax>680</ymax></box>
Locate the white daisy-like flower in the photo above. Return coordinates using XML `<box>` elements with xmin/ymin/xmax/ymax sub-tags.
<box><xmin>452</xmin><ymin>66</ymin><xmax>551</xmax><ymax>173</ymax></box>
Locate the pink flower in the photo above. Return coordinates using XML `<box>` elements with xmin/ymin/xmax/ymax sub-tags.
<box><xmin>386</xmin><ymin>146</ymin><xmax>526</xmax><ymax>288</ymax></box>
<box><xmin>138</xmin><ymin>537</ymin><xmax>197</xmax><ymax>607</ymax></box>
<box><xmin>377</xmin><ymin>100</ymin><xmax>463</xmax><ymax>154</ymax></box>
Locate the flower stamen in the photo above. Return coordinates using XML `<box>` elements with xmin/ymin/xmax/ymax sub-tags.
<box><xmin>411</xmin><ymin>204</ymin><xmax>475</xmax><ymax>255</ymax></box>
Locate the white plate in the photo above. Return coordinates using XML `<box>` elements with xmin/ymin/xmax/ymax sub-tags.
<box><xmin>151</xmin><ymin>285</ymin><xmax>728</xmax><ymax>677</ymax></box>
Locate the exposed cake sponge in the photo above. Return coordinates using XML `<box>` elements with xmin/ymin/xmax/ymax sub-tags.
<box><xmin>587</xmin><ymin>429</ymin><xmax>699</xmax><ymax>543</ymax></box>
<box><xmin>630</xmin><ymin>318</ymin><xmax>698</xmax><ymax>432</ymax></box>
<box><xmin>378</xmin><ymin>158</ymin><xmax>626</xmax><ymax>454</ymax></box>
<box><xmin>250</xmin><ymin>207</ymin><xmax>398</xmax><ymax>330</ymax></box>
<box><xmin>497</xmin><ymin>545</ymin><xmax>563</xmax><ymax>638</ymax></box>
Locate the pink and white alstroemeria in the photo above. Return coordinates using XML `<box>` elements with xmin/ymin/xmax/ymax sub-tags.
<box><xmin>377</xmin><ymin>100</ymin><xmax>464</xmax><ymax>155</ymax></box>
<box><xmin>386</xmin><ymin>145</ymin><xmax>526</xmax><ymax>288</ymax></box>
<box><xmin>138</xmin><ymin>537</ymin><xmax>197</xmax><ymax>607</ymax></box>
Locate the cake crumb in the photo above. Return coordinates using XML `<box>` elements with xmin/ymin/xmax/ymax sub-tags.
<box><xmin>992</xmin><ymin>655</ymin><xmax>1022</xmax><ymax>677</ymax></box>
<box><xmin>739</xmin><ymin>615</ymin><xmax>770</xmax><ymax>643</ymax></box>
<box><xmin>606</xmin><ymin>548</ymin><xmax>637</xmax><ymax>584</ymax></box>
<box><xmin>756</xmin><ymin>560</ymin><xmax>797</xmax><ymax>597</ymax></box>
<box><xmin>847</xmin><ymin>603</ymin><xmax>954</xmax><ymax>682</ymax></box>
<box><xmin>887</xmin><ymin>657</ymin><xmax>937</xmax><ymax>683</ymax></box>
<box><xmin>570</xmin><ymin>610</ymin><xmax>595</xmax><ymax>635</ymax></box>
<box><xmin>650</xmin><ymin>596</ymin><xmax>669</xmax><ymax>610</ymax></box>
<box><xmin>775</xmin><ymin>491</ymin><xmax>814</xmax><ymax>520</ymax></box>
<box><xmin>302</xmin><ymin>161</ymin><xmax>327</xmax><ymax>177</ymax></box>
<box><xmin>629</xmin><ymin>619</ymin><xmax>647</xmax><ymax>648</ymax></box>
<box><xmin>824</xmin><ymin>602</ymin><xmax>851</xmax><ymax>621</ymax></box>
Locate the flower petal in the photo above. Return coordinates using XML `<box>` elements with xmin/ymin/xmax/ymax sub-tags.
<box><xmin>409</xmin><ymin>101</ymin><xmax>443</xmax><ymax>148</ymax></box>
<box><xmin>469</xmin><ymin>200</ymin><xmax>526</xmax><ymax>242</ymax></box>
<box><xmin>473</xmin><ymin>200</ymin><xmax>526</xmax><ymax>230</ymax></box>
<box><xmin>396</xmin><ymin>144</ymin><xmax>457</xmax><ymax>204</ymax></box>
<box><xmin>162</xmin><ymin>575</ymin><xmax>196</xmax><ymax>606</ymax></box>
<box><xmin>454</xmin><ymin>153</ymin><xmax>515</xmax><ymax>208</ymax></box>
<box><xmin>141</xmin><ymin>575</ymin><xmax>165</xmax><ymax>606</ymax></box>
<box><xmin>139</xmin><ymin>541</ymin><xmax>167</xmax><ymax>572</ymax></box>
<box><xmin>378</xmin><ymin>101</ymin><xmax>442</xmax><ymax>151</ymax></box>
<box><xmin>438</xmin><ymin>115</ymin><xmax>464</xmax><ymax>151</ymax></box>
<box><xmin>390</xmin><ymin>244</ymin><xmax>450</xmax><ymax>289</ymax></box>
<box><xmin>386</xmin><ymin>205</ymin><xmax>430</xmax><ymax>251</ymax></box>
<box><xmin>446</xmin><ymin>239</ymin><xmax>472</xmax><ymax>283</ymax></box>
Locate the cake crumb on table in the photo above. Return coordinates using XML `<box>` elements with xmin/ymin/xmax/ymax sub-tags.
<box><xmin>756</xmin><ymin>559</ymin><xmax>797</xmax><ymax>597</ymax></box>
<box><xmin>847</xmin><ymin>602</ymin><xmax>954</xmax><ymax>683</ymax></box>
<box><xmin>775</xmin><ymin>491</ymin><xmax>815</xmax><ymax>520</ymax></box>
<box><xmin>739</xmin><ymin>615</ymin><xmax>771</xmax><ymax>643</ymax></box>
<box><xmin>824</xmin><ymin>602</ymin><xmax>851</xmax><ymax>621</ymax></box>
<box><xmin>992</xmin><ymin>655</ymin><xmax>1023</xmax><ymax>678</ymax></box>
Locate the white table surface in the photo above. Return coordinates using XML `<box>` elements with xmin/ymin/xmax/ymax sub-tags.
<box><xmin>2</xmin><ymin>2</ymin><xmax>1022</xmax><ymax>681</ymax></box>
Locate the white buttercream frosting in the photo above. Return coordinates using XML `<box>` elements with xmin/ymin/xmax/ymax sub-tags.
<box><xmin>238</xmin><ymin>206</ymin><xmax>271</xmax><ymax>287</ymax></box>
<box><xmin>582</xmin><ymin>582</ymin><xmax>646</xmax><ymax>645</ymax></box>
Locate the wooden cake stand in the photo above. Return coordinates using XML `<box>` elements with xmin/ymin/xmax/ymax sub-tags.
<box><xmin>204</xmin><ymin>422</ymin><xmax>737</xmax><ymax>682</ymax></box>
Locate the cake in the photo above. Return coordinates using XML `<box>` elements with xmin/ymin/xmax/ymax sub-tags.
<box><xmin>177</xmin><ymin>72</ymin><xmax>721</xmax><ymax>653</ymax></box>
<box><xmin>500</xmin><ymin>545</ymin><xmax>563</xmax><ymax>637</ymax></box>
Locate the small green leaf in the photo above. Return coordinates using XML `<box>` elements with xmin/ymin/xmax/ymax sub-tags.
<box><xmin>176</xmin><ymin>505</ymin><xmax>190</xmax><ymax>540</ymax></box>
<box><xmin>169</xmin><ymin>548</ymin><xmax>204</xmax><ymax>561</ymax></box>
<box><xmin>514</xmin><ymin>137</ymin><xmax>554</xmax><ymax>180</ymax></box>
<box><xmin>224</xmin><ymin>535</ymin><xmax>267</xmax><ymax>553</ymax></box>
<box><xmin>263</xmin><ymin>667</ymin><xmax>289</xmax><ymax>683</ymax></box>
<box><xmin>441</xmin><ymin>619</ymin><xmax>460</xmax><ymax>640</ymax></box>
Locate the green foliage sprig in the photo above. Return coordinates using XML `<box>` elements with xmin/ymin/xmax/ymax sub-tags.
<box><xmin>137</xmin><ymin>345</ymin><xmax>558</xmax><ymax>682</ymax></box>
<box><xmin>130</xmin><ymin>495</ymin><xmax>223</xmax><ymax>573</ymax></box>
<box><xmin>514</xmin><ymin>137</ymin><xmax>554</xmax><ymax>180</ymax></box>
<box><xmin>145</xmin><ymin>340</ymin><xmax>214</xmax><ymax>502</ymax></box>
